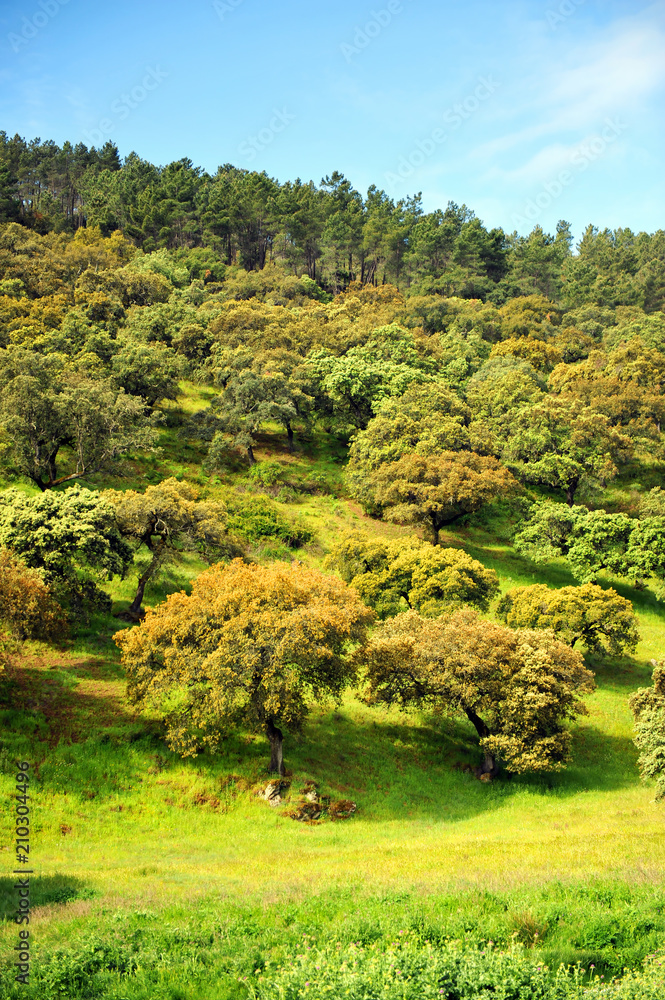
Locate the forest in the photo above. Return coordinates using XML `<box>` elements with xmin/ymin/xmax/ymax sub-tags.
<box><xmin>0</xmin><ymin>132</ymin><xmax>665</xmax><ymax>999</ymax></box>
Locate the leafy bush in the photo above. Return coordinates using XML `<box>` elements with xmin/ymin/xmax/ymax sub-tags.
<box><xmin>218</xmin><ymin>488</ymin><xmax>312</xmax><ymax>547</ymax></box>
<box><xmin>0</xmin><ymin>549</ymin><xmax>68</xmax><ymax>641</ymax></box>
<box><xmin>247</xmin><ymin>936</ymin><xmax>661</xmax><ymax>1000</ymax></box>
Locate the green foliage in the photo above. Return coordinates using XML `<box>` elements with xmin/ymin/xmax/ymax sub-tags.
<box><xmin>110</xmin><ymin>340</ymin><xmax>185</xmax><ymax>406</ymax></box>
<box><xmin>0</xmin><ymin>485</ymin><xmax>132</xmax><ymax>610</ymax></box>
<box><xmin>360</xmin><ymin>607</ymin><xmax>595</xmax><ymax>774</ymax></box>
<box><xmin>503</xmin><ymin>396</ymin><xmax>633</xmax><ymax>505</ymax></box>
<box><xmin>497</xmin><ymin>583</ymin><xmax>639</xmax><ymax>657</ymax></box>
<box><xmin>105</xmin><ymin>478</ymin><xmax>236</xmax><ymax>613</ymax></box>
<box><xmin>346</xmin><ymin>382</ymin><xmax>471</xmax><ymax>507</ymax></box>
<box><xmin>638</xmin><ymin>488</ymin><xmax>665</xmax><ymax>519</ymax></box>
<box><xmin>205</xmin><ymin>361</ymin><xmax>309</xmax><ymax>463</ymax></box>
<box><xmin>629</xmin><ymin>662</ymin><xmax>665</xmax><ymax>799</ymax></box>
<box><xmin>305</xmin><ymin>324</ymin><xmax>435</xmax><ymax>430</ymax></box>
<box><xmin>218</xmin><ymin>488</ymin><xmax>312</xmax><ymax>547</ymax></box>
<box><xmin>327</xmin><ymin>532</ymin><xmax>499</xmax><ymax>618</ymax></box>
<box><xmin>0</xmin><ymin>346</ymin><xmax>158</xmax><ymax>489</ymax></box>
<box><xmin>251</xmin><ymin>937</ymin><xmax>584</xmax><ymax>999</ymax></box>
<box><xmin>1</xmin><ymin>886</ymin><xmax>664</xmax><ymax>999</ymax></box>
<box><xmin>514</xmin><ymin>502</ymin><xmax>665</xmax><ymax>594</ymax></box>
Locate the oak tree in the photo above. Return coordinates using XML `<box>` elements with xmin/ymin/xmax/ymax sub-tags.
<box><xmin>0</xmin><ymin>486</ymin><xmax>132</xmax><ymax>611</ymax></box>
<box><xmin>114</xmin><ymin>560</ymin><xmax>374</xmax><ymax>774</ymax></box>
<box><xmin>346</xmin><ymin>382</ymin><xmax>471</xmax><ymax>510</ymax></box>
<box><xmin>0</xmin><ymin>549</ymin><xmax>68</xmax><ymax>641</ymax></box>
<box><xmin>513</xmin><ymin>501</ymin><xmax>665</xmax><ymax>591</ymax></box>
<box><xmin>497</xmin><ymin>583</ymin><xmax>639</xmax><ymax>656</ymax></box>
<box><xmin>368</xmin><ymin>451</ymin><xmax>520</xmax><ymax>543</ymax></box>
<box><xmin>629</xmin><ymin>661</ymin><xmax>665</xmax><ymax>800</ymax></box>
<box><xmin>359</xmin><ymin>608</ymin><xmax>594</xmax><ymax>777</ymax></box>
<box><xmin>503</xmin><ymin>395</ymin><xmax>632</xmax><ymax>505</ymax></box>
<box><xmin>105</xmin><ymin>478</ymin><xmax>236</xmax><ymax>617</ymax></box>
<box><xmin>0</xmin><ymin>348</ymin><xmax>158</xmax><ymax>490</ymax></box>
<box><xmin>327</xmin><ymin>532</ymin><xmax>499</xmax><ymax>618</ymax></box>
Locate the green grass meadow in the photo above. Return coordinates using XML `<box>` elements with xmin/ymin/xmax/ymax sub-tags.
<box><xmin>1</xmin><ymin>388</ymin><xmax>665</xmax><ymax>998</ymax></box>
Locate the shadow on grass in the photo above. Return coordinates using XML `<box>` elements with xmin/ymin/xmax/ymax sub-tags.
<box><xmin>0</xmin><ymin>652</ymin><xmax>138</xmax><ymax>748</ymax></box>
<box><xmin>0</xmin><ymin>645</ymin><xmax>643</xmax><ymax>822</ymax></box>
<box><xmin>234</xmin><ymin>704</ymin><xmax>642</xmax><ymax>824</ymax></box>
<box><xmin>0</xmin><ymin>875</ymin><xmax>96</xmax><ymax>921</ymax></box>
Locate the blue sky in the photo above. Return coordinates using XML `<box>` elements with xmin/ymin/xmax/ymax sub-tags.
<box><xmin>1</xmin><ymin>0</ymin><xmax>663</xmax><ymax>241</ymax></box>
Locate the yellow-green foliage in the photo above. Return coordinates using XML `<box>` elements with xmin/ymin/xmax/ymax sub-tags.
<box><xmin>0</xmin><ymin>548</ymin><xmax>68</xmax><ymax>641</ymax></box>
<box><xmin>115</xmin><ymin>559</ymin><xmax>374</xmax><ymax>760</ymax></box>
<box><xmin>491</xmin><ymin>336</ymin><xmax>563</xmax><ymax>372</ymax></box>
<box><xmin>497</xmin><ymin>583</ymin><xmax>640</xmax><ymax>656</ymax></box>
<box><xmin>327</xmin><ymin>531</ymin><xmax>499</xmax><ymax>617</ymax></box>
<box><xmin>360</xmin><ymin>607</ymin><xmax>595</xmax><ymax>773</ymax></box>
<box><xmin>368</xmin><ymin>450</ymin><xmax>521</xmax><ymax>542</ymax></box>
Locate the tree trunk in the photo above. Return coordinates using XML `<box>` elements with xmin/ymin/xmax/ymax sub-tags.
<box><xmin>286</xmin><ymin>423</ymin><xmax>294</xmax><ymax>453</ymax></box>
<box><xmin>475</xmin><ymin>751</ymin><xmax>499</xmax><ymax>780</ymax></box>
<box><xmin>266</xmin><ymin>718</ymin><xmax>285</xmax><ymax>776</ymax></box>
<box><xmin>128</xmin><ymin>537</ymin><xmax>168</xmax><ymax>615</ymax></box>
<box><xmin>565</xmin><ymin>479</ymin><xmax>579</xmax><ymax>506</ymax></box>
<box><xmin>247</xmin><ymin>444</ymin><xmax>257</xmax><ymax>466</ymax></box>
<box><xmin>463</xmin><ymin>705</ymin><xmax>490</xmax><ymax>739</ymax></box>
<box><xmin>463</xmin><ymin>706</ymin><xmax>500</xmax><ymax>780</ymax></box>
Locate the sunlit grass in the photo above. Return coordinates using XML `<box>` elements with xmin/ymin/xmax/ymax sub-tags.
<box><xmin>2</xmin><ymin>414</ymin><xmax>665</xmax><ymax>995</ymax></box>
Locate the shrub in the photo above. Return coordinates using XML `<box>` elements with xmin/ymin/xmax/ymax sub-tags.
<box><xmin>0</xmin><ymin>549</ymin><xmax>68</xmax><ymax>641</ymax></box>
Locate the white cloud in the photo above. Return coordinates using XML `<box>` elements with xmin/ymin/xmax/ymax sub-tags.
<box><xmin>471</xmin><ymin>3</ymin><xmax>665</xmax><ymax>184</ymax></box>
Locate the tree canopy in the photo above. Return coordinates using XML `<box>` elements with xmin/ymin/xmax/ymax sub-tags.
<box><xmin>0</xmin><ymin>548</ymin><xmax>68</xmax><ymax>642</ymax></box>
<box><xmin>514</xmin><ymin>501</ymin><xmax>665</xmax><ymax>594</ymax></box>
<box><xmin>105</xmin><ymin>478</ymin><xmax>236</xmax><ymax>617</ymax></box>
<box><xmin>0</xmin><ymin>347</ymin><xmax>158</xmax><ymax>489</ymax></box>
<box><xmin>114</xmin><ymin>560</ymin><xmax>374</xmax><ymax>773</ymax></box>
<box><xmin>0</xmin><ymin>485</ymin><xmax>132</xmax><ymax>611</ymax></box>
<box><xmin>346</xmin><ymin>382</ymin><xmax>471</xmax><ymax>509</ymax></box>
<box><xmin>497</xmin><ymin>583</ymin><xmax>639</xmax><ymax>657</ymax></box>
<box><xmin>503</xmin><ymin>396</ymin><xmax>633</xmax><ymax>505</ymax></box>
<box><xmin>359</xmin><ymin>608</ymin><xmax>595</xmax><ymax>776</ymax></box>
<box><xmin>327</xmin><ymin>532</ymin><xmax>499</xmax><ymax>618</ymax></box>
<box><xmin>629</xmin><ymin>661</ymin><xmax>665</xmax><ymax>800</ymax></box>
<box><xmin>368</xmin><ymin>451</ymin><xmax>520</xmax><ymax>543</ymax></box>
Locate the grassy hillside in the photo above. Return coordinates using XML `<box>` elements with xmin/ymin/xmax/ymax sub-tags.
<box><xmin>1</xmin><ymin>384</ymin><xmax>664</xmax><ymax>998</ymax></box>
